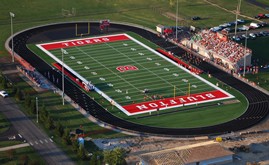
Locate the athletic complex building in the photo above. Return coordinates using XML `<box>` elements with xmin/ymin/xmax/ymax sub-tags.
<box><xmin>5</xmin><ymin>21</ymin><xmax>269</xmax><ymax>137</ymax></box>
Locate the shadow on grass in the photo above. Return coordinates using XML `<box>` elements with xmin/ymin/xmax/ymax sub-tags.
<box><xmin>58</xmin><ymin>114</ymin><xmax>86</xmax><ymax>121</ymax></box>
<box><xmin>49</xmin><ymin>108</ymin><xmax>76</xmax><ymax>114</ymax></box>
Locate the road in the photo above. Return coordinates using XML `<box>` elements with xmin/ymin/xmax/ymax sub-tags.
<box><xmin>0</xmin><ymin>96</ymin><xmax>75</xmax><ymax>165</ymax></box>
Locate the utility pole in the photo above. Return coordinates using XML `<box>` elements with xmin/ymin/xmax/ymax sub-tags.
<box><xmin>61</xmin><ymin>48</ymin><xmax>65</xmax><ymax>105</ymax></box>
<box><xmin>10</xmin><ymin>12</ymin><xmax>15</xmax><ymax>62</ymax></box>
<box><xmin>36</xmin><ymin>97</ymin><xmax>38</xmax><ymax>123</ymax></box>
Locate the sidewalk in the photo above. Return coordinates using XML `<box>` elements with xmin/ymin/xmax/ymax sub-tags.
<box><xmin>0</xmin><ymin>143</ymin><xmax>30</xmax><ymax>152</ymax></box>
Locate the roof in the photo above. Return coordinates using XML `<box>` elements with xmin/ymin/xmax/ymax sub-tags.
<box><xmin>140</xmin><ymin>141</ymin><xmax>234</xmax><ymax>165</ymax></box>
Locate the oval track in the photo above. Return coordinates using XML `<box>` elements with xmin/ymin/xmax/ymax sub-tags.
<box><xmin>8</xmin><ymin>22</ymin><xmax>269</xmax><ymax>136</ymax></box>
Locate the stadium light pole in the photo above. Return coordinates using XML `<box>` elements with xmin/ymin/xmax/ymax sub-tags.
<box><xmin>36</xmin><ymin>97</ymin><xmax>38</xmax><ymax>123</ymax></box>
<box><xmin>10</xmin><ymin>12</ymin><xmax>15</xmax><ymax>63</ymax></box>
<box><xmin>234</xmin><ymin>0</ymin><xmax>242</xmax><ymax>37</ymax></box>
<box><xmin>176</xmin><ymin>0</ymin><xmax>179</xmax><ymax>41</ymax></box>
<box><xmin>243</xmin><ymin>28</ymin><xmax>248</xmax><ymax>77</ymax></box>
<box><xmin>61</xmin><ymin>48</ymin><xmax>65</xmax><ymax>105</ymax></box>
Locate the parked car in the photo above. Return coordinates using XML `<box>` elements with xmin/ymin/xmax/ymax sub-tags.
<box><xmin>210</xmin><ymin>26</ymin><xmax>222</xmax><ymax>32</ymax></box>
<box><xmin>250</xmin><ymin>22</ymin><xmax>260</xmax><ymax>29</ymax></box>
<box><xmin>254</xmin><ymin>32</ymin><xmax>261</xmax><ymax>37</ymax></box>
<box><xmin>258</xmin><ymin>22</ymin><xmax>267</xmax><ymax>27</ymax></box>
<box><xmin>255</xmin><ymin>14</ymin><xmax>266</xmax><ymax>19</ymax></box>
<box><xmin>249</xmin><ymin>33</ymin><xmax>256</xmax><ymax>39</ymax></box>
<box><xmin>237</xmin><ymin>26</ymin><xmax>248</xmax><ymax>31</ymax></box>
<box><xmin>228</xmin><ymin>22</ymin><xmax>236</xmax><ymax>26</ymax></box>
<box><xmin>0</xmin><ymin>91</ymin><xmax>8</xmax><ymax>98</ymax></box>
<box><xmin>232</xmin><ymin>36</ymin><xmax>241</xmax><ymax>41</ymax></box>
<box><xmin>237</xmin><ymin>19</ymin><xmax>245</xmax><ymax>23</ymax></box>
<box><xmin>223</xmin><ymin>27</ymin><xmax>231</xmax><ymax>32</ymax></box>
<box><xmin>260</xmin><ymin>31</ymin><xmax>269</xmax><ymax>36</ymax></box>
<box><xmin>241</xmin><ymin>34</ymin><xmax>249</xmax><ymax>39</ymax></box>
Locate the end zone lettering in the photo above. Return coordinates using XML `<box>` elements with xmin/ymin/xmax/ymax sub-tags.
<box><xmin>123</xmin><ymin>90</ymin><xmax>230</xmax><ymax>115</ymax></box>
<box><xmin>40</xmin><ymin>34</ymin><xmax>130</xmax><ymax>50</ymax></box>
<box><xmin>62</xmin><ymin>38</ymin><xmax>110</xmax><ymax>47</ymax></box>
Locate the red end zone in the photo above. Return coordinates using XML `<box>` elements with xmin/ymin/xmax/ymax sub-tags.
<box><xmin>40</xmin><ymin>34</ymin><xmax>130</xmax><ymax>50</ymax></box>
<box><xmin>123</xmin><ymin>90</ymin><xmax>230</xmax><ymax>115</ymax></box>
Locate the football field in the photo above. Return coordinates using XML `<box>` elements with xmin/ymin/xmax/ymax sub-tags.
<box><xmin>37</xmin><ymin>33</ymin><xmax>234</xmax><ymax>116</ymax></box>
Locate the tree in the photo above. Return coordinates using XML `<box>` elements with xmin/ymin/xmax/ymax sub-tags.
<box><xmin>19</xmin><ymin>154</ymin><xmax>29</xmax><ymax>165</ymax></box>
<box><xmin>72</xmin><ymin>139</ymin><xmax>79</xmax><ymax>152</ymax></box>
<box><xmin>15</xmin><ymin>88</ymin><xmax>23</xmax><ymax>101</ymax></box>
<box><xmin>169</xmin><ymin>0</ymin><xmax>176</xmax><ymax>7</ymax></box>
<box><xmin>1</xmin><ymin>76</ymin><xmax>8</xmax><ymax>89</ymax></box>
<box><xmin>89</xmin><ymin>154</ymin><xmax>97</xmax><ymax>165</ymax></box>
<box><xmin>40</xmin><ymin>104</ymin><xmax>49</xmax><ymax>123</ymax></box>
<box><xmin>12</xmin><ymin>85</ymin><xmax>17</xmax><ymax>95</ymax></box>
<box><xmin>45</xmin><ymin>116</ymin><xmax>55</xmax><ymax>130</ymax></box>
<box><xmin>30</xmin><ymin>99</ymin><xmax>36</xmax><ymax>114</ymax></box>
<box><xmin>77</xmin><ymin>145</ymin><xmax>86</xmax><ymax>160</ymax></box>
<box><xmin>62</xmin><ymin>128</ymin><xmax>71</xmax><ymax>145</ymax></box>
<box><xmin>112</xmin><ymin>148</ymin><xmax>127</xmax><ymax>165</ymax></box>
<box><xmin>103</xmin><ymin>148</ymin><xmax>127</xmax><ymax>165</ymax></box>
<box><xmin>29</xmin><ymin>160</ymin><xmax>40</xmax><ymax>165</ymax></box>
<box><xmin>55</xmin><ymin>121</ymin><xmax>64</xmax><ymax>137</ymax></box>
<box><xmin>103</xmin><ymin>150</ymin><xmax>114</xmax><ymax>165</ymax></box>
<box><xmin>6</xmin><ymin>149</ymin><xmax>15</xmax><ymax>160</ymax></box>
<box><xmin>24</xmin><ymin>93</ymin><xmax>31</xmax><ymax>108</ymax></box>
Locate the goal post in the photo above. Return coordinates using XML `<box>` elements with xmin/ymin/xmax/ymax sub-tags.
<box><xmin>75</xmin><ymin>22</ymin><xmax>90</xmax><ymax>36</ymax></box>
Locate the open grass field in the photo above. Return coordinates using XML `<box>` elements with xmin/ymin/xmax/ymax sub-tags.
<box><xmin>0</xmin><ymin>142</ymin><xmax>45</xmax><ymax>165</ymax></box>
<box><xmin>0</xmin><ymin>112</ymin><xmax>10</xmax><ymax>134</ymax></box>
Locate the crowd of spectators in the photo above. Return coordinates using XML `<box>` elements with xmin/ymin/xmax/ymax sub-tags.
<box><xmin>181</xmin><ymin>51</ymin><xmax>203</xmax><ymax>66</ymax></box>
<box><xmin>191</xmin><ymin>30</ymin><xmax>252</xmax><ymax>63</ymax></box>
<box><xmin>18</xmin><ymin>66</ymin><xmax>43</xmax><ymax>87</ymax></box>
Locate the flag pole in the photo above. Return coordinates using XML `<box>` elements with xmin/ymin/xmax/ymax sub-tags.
<box><xmin>174</xmin><ymin>85</ymin><xmax>176</xmax><ymax>99</ymax></box>
<box><xmin>88</xmin><ymin>22</ymin><xmax>90</xmax><ymax>34</ymax></box>
<box><xmin>188</xmin><ymin>83</ymin><xmax>191</xmax><ymax>96</ymax></box>
<box><xmin>75</xmin><ymin>24</ymin><xmax>78</xmax><ymax>36</ymax></box>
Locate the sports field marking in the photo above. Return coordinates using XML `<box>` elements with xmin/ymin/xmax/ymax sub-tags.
<box><xmin>37</xmin><ymin>33</ymin><xmax>234</xmax><ymax>116</ymax></box>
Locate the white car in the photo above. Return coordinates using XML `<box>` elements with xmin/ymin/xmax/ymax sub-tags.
<box><xmin>0</xmin><ymin>91</ymin><xmax>8</xmax><ymax>98</ymax></box>
<box><xmin>249</xmin><ymin>33</ymin><xmax>256</xmax><ymax>39</ymax></box>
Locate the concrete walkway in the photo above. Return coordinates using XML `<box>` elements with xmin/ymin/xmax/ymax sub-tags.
<box><xmin>0</xmin><ymin>143</ymin><xmax>30</xmax><ymax>152</ymax></box>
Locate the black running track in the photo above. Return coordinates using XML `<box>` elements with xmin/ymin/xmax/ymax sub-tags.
<box><xmin>9</xmin><ymin>22</ymin><xmax>269</xmax><ymax>137</ymax></box>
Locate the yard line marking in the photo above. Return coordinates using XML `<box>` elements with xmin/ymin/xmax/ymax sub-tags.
<box><xmin>75</xmin><ymin>47</ymin><xmax>148</xmax><ymax>97</ymax></box>
<box><xmin>104</xmin><ymin>42</ymin><xmax>185</xmax><ymax>94</ymax></box>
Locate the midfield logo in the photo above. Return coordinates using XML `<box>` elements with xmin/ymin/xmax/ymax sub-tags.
<box><xmin>116</xmin><ymin>65</ymin><xmax>138</xmax><ymax>72</ymax></box>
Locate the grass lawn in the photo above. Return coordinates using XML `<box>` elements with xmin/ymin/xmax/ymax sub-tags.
<box><xmin>0</xmin><ymin>143</ymin><xmax>45</xmax><ymax>165</ymax></box>
<box><xmin>0</xmin><ymin>112</ymin><xmax>10</xmax><ymax>134</ymax></box>
<box><xmin>256</xmin><ymin>0</ymin><xmax>269</xmax><ymax>6</ymax></box>
<box><xmin>0</xmin><ymin>141</ymin><xmax>22</xmax><ymax>148</ymax></box>
<box><xmin>241</xmin><ymin>36</ymin><xmax>269</xmax><ymax>91</ymax></box>
<box><xmin>246</xmin><ymin>36</ymin><xmax>269</xmax><ymax>64</ymax></box>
